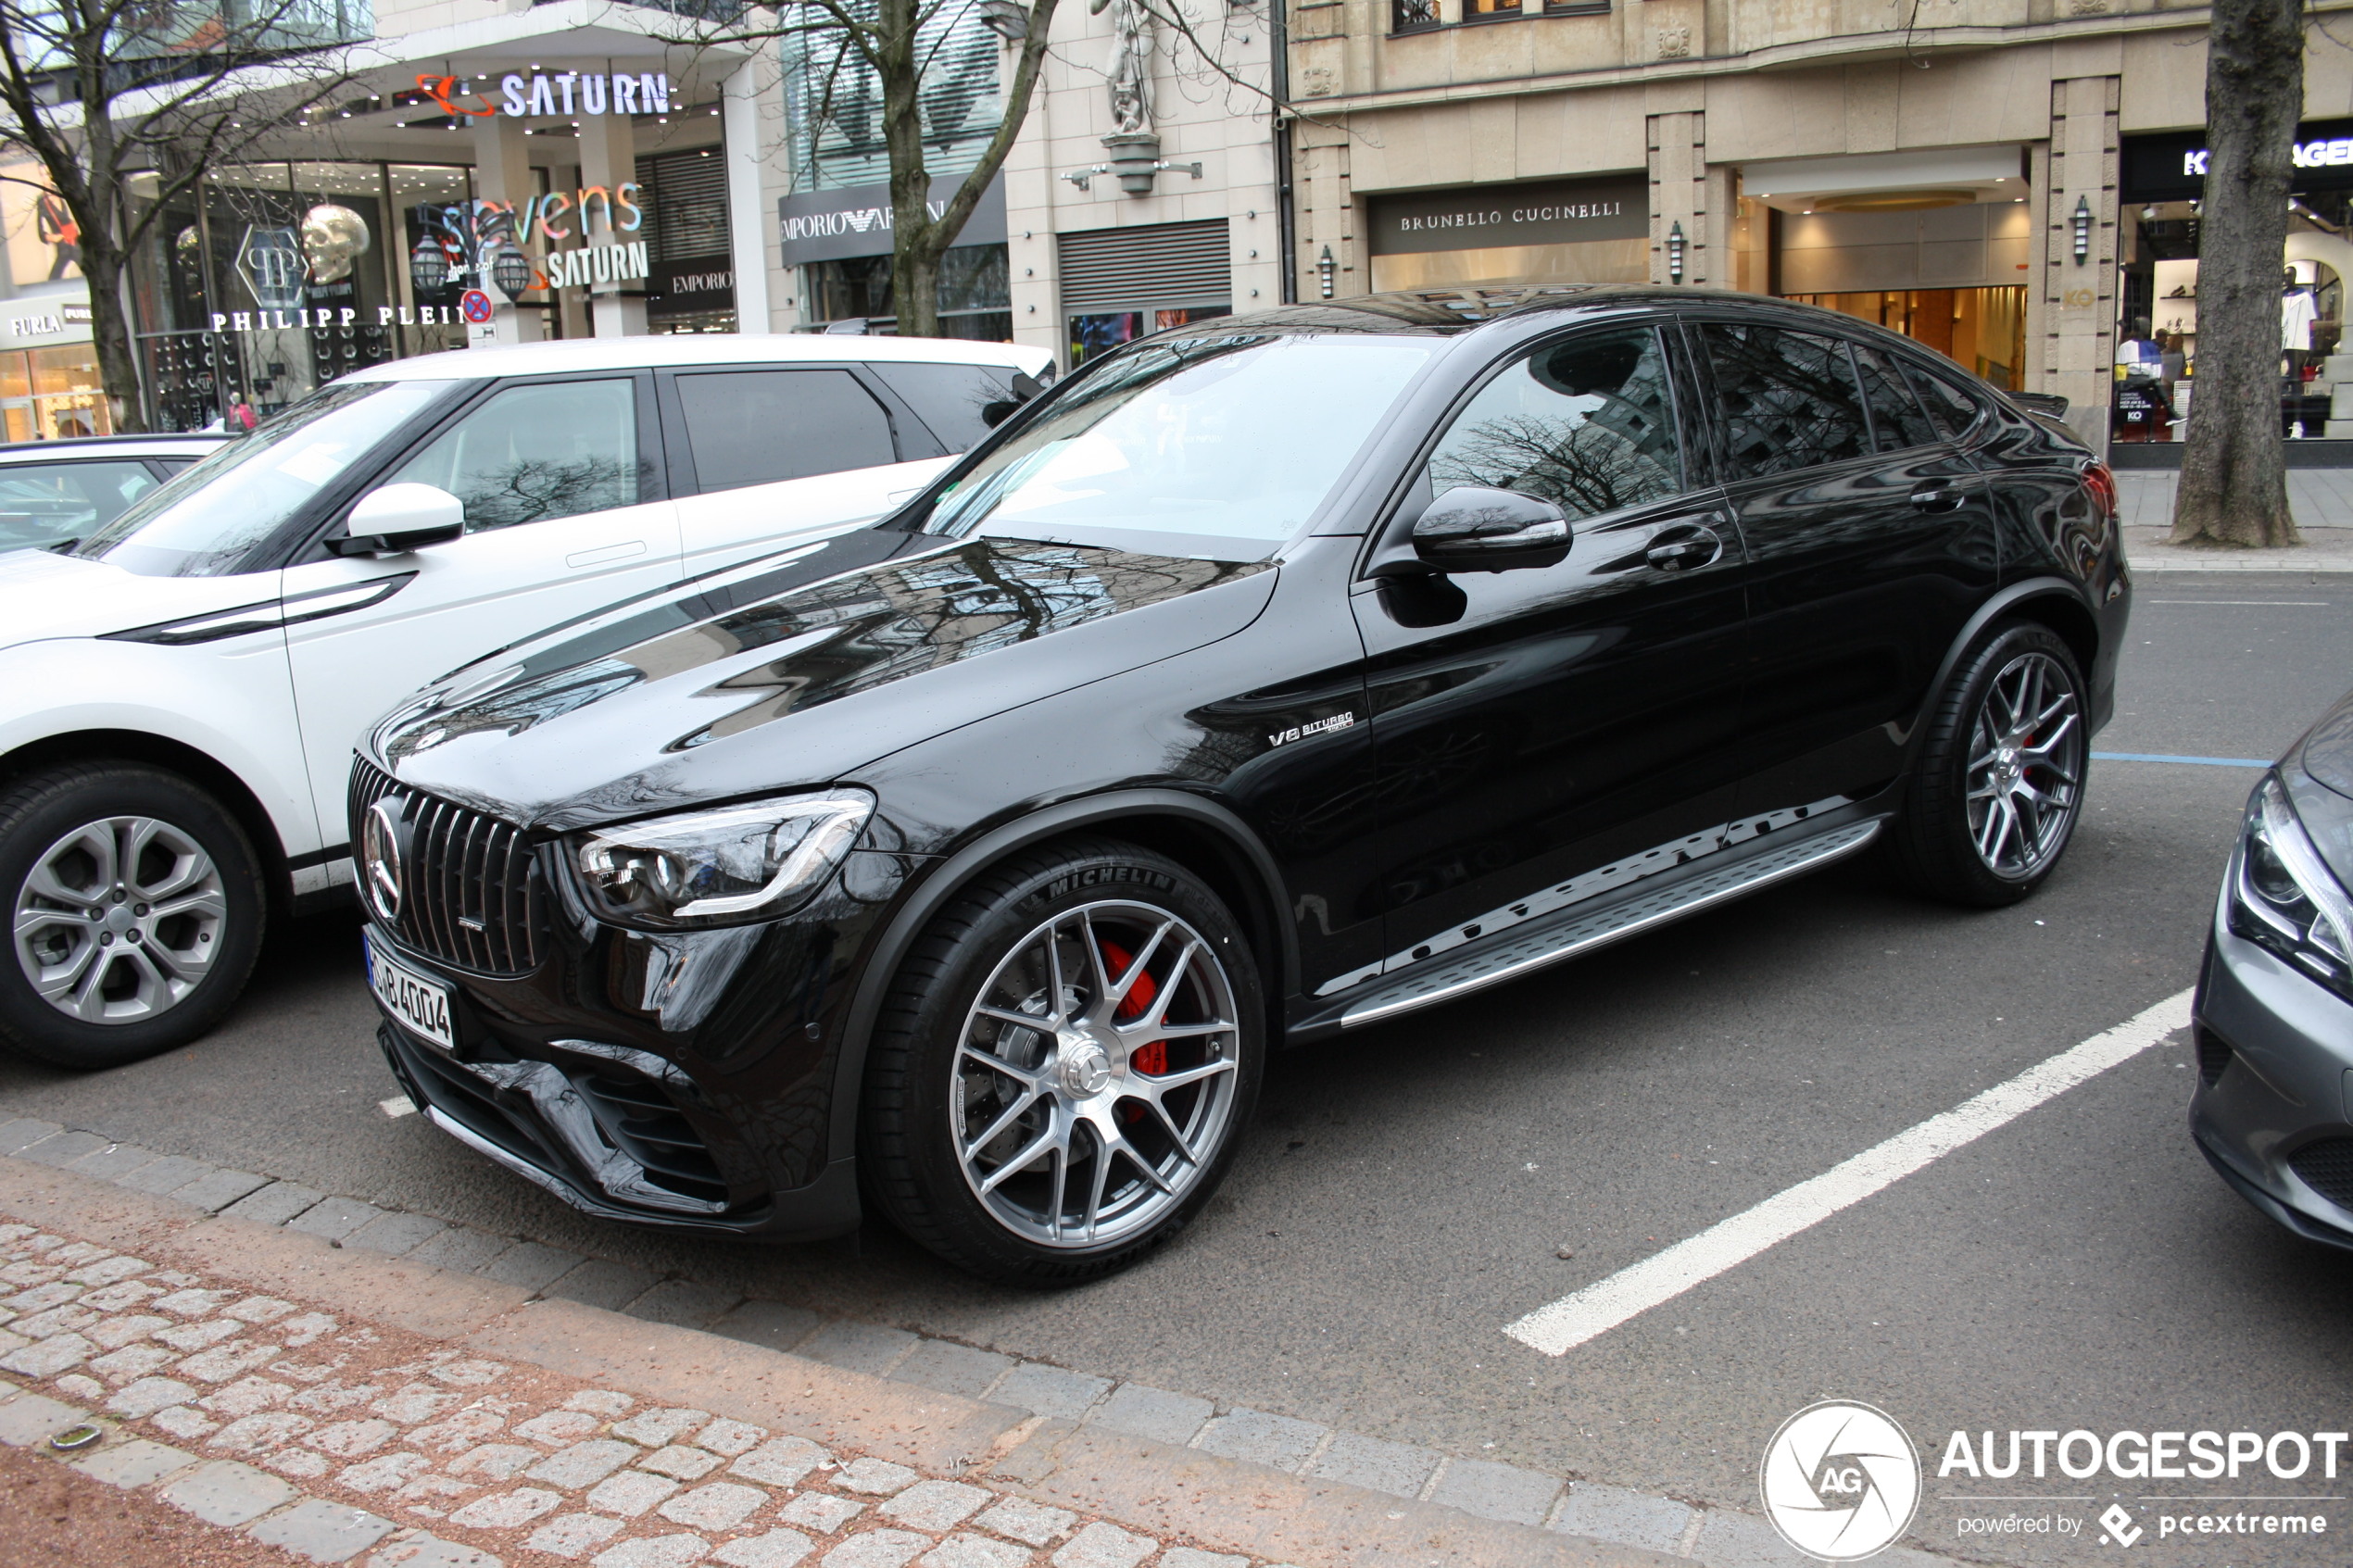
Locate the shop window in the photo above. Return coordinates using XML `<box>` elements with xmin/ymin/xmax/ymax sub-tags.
<box><xmin>390</xmin><ymin>379</ymin><xmax>640</xmax><ymax>533</ymax></box>
<box><xmin>1427</xmin><ymin>326</ymin><xmax>1682</xmax><ymax>521</ymax></box>
<box><xmin>871</xmin><ymin>361</ymin><xmax>1026</xmax><ymax>453</ymax></box>
<box><xmin>1068</xmin><ymin>307</ymin><xmax>1230</xmax><ymax>368</ymax></box>
<box><xmin>0</xmin><ymin>461</ymin><xmax>157</xmax><ymax>552</ymax></box>
<box><xmin>1851</xmin><ymin>345</ymin><xmax>1940</xmax><ymax>452</ymax></box>
<box><xmin>673</xmin><ymin>370</ymin><xmax>896</xmax><ymax>490</ymax></box>
<box><xmin>805</xmin><ymin>245</ymin><xmax>1010</xmax><ymax>341</ymax></box>
<box><xmin>1700</xmin><ymin>322</ymin><xmax>1870</xmax><ymax>480</ymax></box>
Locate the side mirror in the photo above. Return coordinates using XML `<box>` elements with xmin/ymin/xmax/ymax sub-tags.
<box><xmin>1411</xmin><ymin>485</ymin><xmax>1571</xmax><ymax>572</ymax></box>
<box><xmin>981</xmin><ymin>370</ymin><xmax>1047</xmax><ymax>429</ymax></box>
<box><xmin>331</xmin><ymin>483</ymin><xmax>465</xmax><ymax>557</ymax></box>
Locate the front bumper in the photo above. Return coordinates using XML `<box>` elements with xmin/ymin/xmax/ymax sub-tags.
<box><xmin>364</xmin><ymin>918</ymin><xmax>866</xmax><ymax>1245</ymax></box>
<box><xmin>2187</xmin><ymin>900</ymin><xmax>2353</xmax><ymax>1253</ymax></box>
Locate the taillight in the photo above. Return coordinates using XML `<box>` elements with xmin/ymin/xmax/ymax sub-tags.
<box><xmin>2081</xmin><ymin>461</ymin><xmax>2118</xmax><ymax>521</ymax></box>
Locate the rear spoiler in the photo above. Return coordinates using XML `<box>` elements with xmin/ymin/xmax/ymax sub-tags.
<box><xmin>2007</xmin><ymin>390</ymin><xmax>2070</xmax><ymax>418</ymax></box>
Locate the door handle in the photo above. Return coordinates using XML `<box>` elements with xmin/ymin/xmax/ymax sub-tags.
<box><xmin>1645</xmin><ymin>525</ymin><xmax>1722</xmax><ymax>571</ymax></box>
<box><xmin>1910</xmin><ymin>485</ymin><xmax>1968</xmax><ymax>513</ymax></box>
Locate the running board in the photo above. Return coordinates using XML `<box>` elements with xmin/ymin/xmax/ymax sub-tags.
<box><xmin>1339</xmin><ymin>819</ymin><xmax>1882</xmax><ymax>1029</ymax></box>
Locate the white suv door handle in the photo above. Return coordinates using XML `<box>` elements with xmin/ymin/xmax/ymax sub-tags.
<box><xmin>565</xmin><ymin>540</ymin><xmax>648</xmax><ymax>570</ymax></box>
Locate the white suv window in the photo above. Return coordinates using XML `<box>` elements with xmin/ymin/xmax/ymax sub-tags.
<box><xmin>388</xmin><ymin>378</ymin><xmax>641</xmax><ymax>533</ymax></box>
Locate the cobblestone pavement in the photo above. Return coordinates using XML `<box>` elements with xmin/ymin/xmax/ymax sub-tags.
<box><xmin>0</xmin><ymin>1220</ymin><xmax>1285</xmax><ymax>1568</ymax></box>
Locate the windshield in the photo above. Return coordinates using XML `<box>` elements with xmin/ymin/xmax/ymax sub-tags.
<box><xmin>921</xmin><ymin>333</ymin><xmax>1437</xmax><ymax>559</ymax></box>
<box><xmin>73</xmin><ymin>379</ymin><xmax>453</xmax><ymax>577</ymax></box>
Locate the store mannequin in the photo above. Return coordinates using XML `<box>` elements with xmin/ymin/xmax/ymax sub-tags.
<box><xmin>2284</xmin><ymin>266</ymin><xmax>2320</xmax><ymax>362</ymax></box>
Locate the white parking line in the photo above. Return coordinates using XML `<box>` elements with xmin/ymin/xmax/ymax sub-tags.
<box><xmin>1504</xmin><ymin>988</ymin><xmax>2195</xmax><ymax>1357</ymax></box>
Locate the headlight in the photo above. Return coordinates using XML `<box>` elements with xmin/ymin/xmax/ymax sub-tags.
<box><xmin>2229</xmin><ymin>772</ymin><xmax>2353</xmax><ymax>1002</ymax></box>
<box><xmin>569</xmin><ymin>790</ymin><xmax>874</xmax><ymax>929</ymax></box>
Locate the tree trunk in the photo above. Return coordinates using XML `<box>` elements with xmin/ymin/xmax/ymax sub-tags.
<box><xmin>79</xmin><ymin>245</ymin><xmax>149</xmax><ymax>434</ymax></box>
<box><xmin>2171</xmin><ymin>0</ymin><xmax>2304</xmax><ymax>547</ymax></box>
<box><xmin>876</xmin><ymin>0</ymin><xmax>944</xmax><ymax>337</ymax></box>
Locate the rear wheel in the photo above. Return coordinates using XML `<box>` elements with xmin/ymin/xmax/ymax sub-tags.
<box><xmin>0</xmin><ymin>763</ymin><xmax>265</xmax><ymax>1070</ymax></box>
<box><xmin>862</xmin><ymin>839</ymin><xmax>1263</xmax><ymax>1286</ymax></box>
<box><xmin>1885</xmin><ymin>621</ymin><xmax>2089</xmax><ymax>907</ymax></box>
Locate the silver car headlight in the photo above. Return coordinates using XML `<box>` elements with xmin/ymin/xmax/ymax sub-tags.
<box><xmin>568</xmin><ymin>790</ymin><xmax>874</xmax><ymax>929</ymax></box>
<box><xmin>2229</xmin><ymin>772</ymin><xmax>2353</xmax><ymax>1002</ymax></box>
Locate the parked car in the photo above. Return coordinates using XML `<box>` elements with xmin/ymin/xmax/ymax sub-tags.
<box><xmin>0</xmin><ymin>432</ymin><xmax>233</xmax><ymax>554</ymax></box>
<box><xmin>2189</xmin><ymin>687</ymin><xmax>2353</xmax><ymax>1247</ymax></box>
<box><xmin>352</xmin><ymin>287</ymin><xmax>2127</xmax><ymax>1284</ymax></box>
<box><xmin>0</xmin><ymin>333</ymin><xmax>1052</xmax><ymax>1071</ymax></box>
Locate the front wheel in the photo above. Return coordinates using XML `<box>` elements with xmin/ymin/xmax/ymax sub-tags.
<box><xmin>0</xmin><ymin>763</ymin><xmax>266</xmax><ymax>1071</ymax></box>
<box><xmin>862</xmin><ymin>839</ymin><xmax>1264</xmax><ymax>1286</ymax></box>
<box><xmin>1884</xmin><ymin>621</ymin><xmax>2090</xmax><ymax>907</ymax></box>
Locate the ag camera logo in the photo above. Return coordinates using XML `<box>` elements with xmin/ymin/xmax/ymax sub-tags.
<box><xmin>1760</xmin><ymin>1400</ymin><xmax>1923</xmax><ymax>1561</ymax></box>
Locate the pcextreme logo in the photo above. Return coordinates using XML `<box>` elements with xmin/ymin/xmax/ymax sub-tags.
<box><xmin>1760</xmin><ymin>1400</ymin><xmax>1923</xmax><ymax>1562</ymax></box>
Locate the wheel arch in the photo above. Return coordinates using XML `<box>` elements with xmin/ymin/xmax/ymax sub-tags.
<box><xmin>0</xmin><ymin>729</ymin><xmax>296</xmax><ymax>917</ymax></box>
<box><xmin>1898</xmin><ymin>578</ymin><xmax>2099</xmax><ymax>767</ymax></box>
<box><xmin>825</xmin><ymin>788</ymin><xmax>1295</xmax><ymax>1166</ymax></box>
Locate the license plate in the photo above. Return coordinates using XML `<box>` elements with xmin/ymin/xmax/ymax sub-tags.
<box><xmin>365</xmin><ymin>934</ymin><xmax>456</xmax><ymax>1052</ymax></box>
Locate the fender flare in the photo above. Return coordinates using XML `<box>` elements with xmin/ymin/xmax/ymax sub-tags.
<box><xmin>824</xmin><ymin>787</ymin><xmax>1294</xmax><ymax>1162</ymax></box>
<box><xmin>1894</xmin><ymin>576</ymin><xmax>2098</xmax><ymax>766</ymax></box>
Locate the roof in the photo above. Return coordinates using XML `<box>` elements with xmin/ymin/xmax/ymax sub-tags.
<box><xmin>346</xmin><ymin>333</ymin><xmax>1055</xmax><ymax>384</ymax></box>
<box><xmin>0</xmin><ymin>433</ymin><xmax>232</xmax><ymax>459</ymax></box>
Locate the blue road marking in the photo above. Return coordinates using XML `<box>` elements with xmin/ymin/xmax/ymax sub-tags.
<box><xmin>2092</xmin><ymin>752</ymin><xmax>2271</xmax><ymax>768</ymax></box>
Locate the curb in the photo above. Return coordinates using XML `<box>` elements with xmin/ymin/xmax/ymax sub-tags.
<box><xmin>0</xmin><ymin>1152</ymin><xmax>1683</xmax><ymax>1568</ymax></box>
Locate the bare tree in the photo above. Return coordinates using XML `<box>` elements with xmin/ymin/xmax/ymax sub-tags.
<box><xmin>667</xmin><ymin>0</ymin><xmax>1057</xmax><ymax>337</ymax></box>
<box><xmin>0</xmin><ymin>0</ymin><xmax>365</xmax><ymax>432</ymax></box>
<box><xmin>2171</xmin><ymin>0</ymin><xmax>2306</xmax><ymax>548</ymax></box>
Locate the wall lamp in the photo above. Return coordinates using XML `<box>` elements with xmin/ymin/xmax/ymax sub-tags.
<box><xmin>1317</xmin><ymin>245</ymin><xmax>1336</xmax><ymax>298</ymax></box>
<box><xmin>1667</xmin><ymin>221</ymin><xmax>1686</xmax><ymax>284</ymax></box>
<box><xmin>2071</xmin><ymin>195</ymin><xmax>2094</xmax><ymax>265</ymax></box>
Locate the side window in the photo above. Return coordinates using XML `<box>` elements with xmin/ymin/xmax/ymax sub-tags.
<box><xmin>1700</xmin><ymin>322</ymin><xmax>1871</xmax><ymax>480</ymax></box>
<box><xmin>1901</xmin><ymin>360</ymin><xmax>1985</xmax><ymax>441</ymax></box>
<box><xmin>870</xmin><ymin>361</ymin><xmax>1021</xmax><ymax>454</ymax></box>
<box><xmin>1852</xmin><ymin>345</ymin><xmax>1941</xmax><ymax>452</ymax></box>
<box><xmin>673</xmin><ymin>370</ymin><xmax>897</xmax><ymax>493</ymax></box>
<box><xmin>0</xmin><ymin>460</ymin><xmax>159</xmax><ymax>551</ymax></box>
<box><xmin>389</xmin><ymin>379</ymin><xmax>639</xmax><ymax>533</ymax></box>
<box><xmin>1426</xmin><ymin>326</ymin><xmax>1684</xmax><ymax>523</ymax></box>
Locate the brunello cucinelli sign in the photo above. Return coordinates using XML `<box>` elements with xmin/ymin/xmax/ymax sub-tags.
<box><xmin>2122</xmin><ymin>119</ymin><xmax>2353</xmax><ymax>201</ymax></box>
<box><xmin>776</xmin><ymin>174</ymin><xmax>1007</xmax><ymax>266</ymax></box>
<box><xmin>1367</xmin><ymin>177</ymin><xmax>1649</xmax><ymax>257</ymax></box>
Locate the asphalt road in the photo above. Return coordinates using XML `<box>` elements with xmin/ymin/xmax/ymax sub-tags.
<box><xmin>6</xmin><ymin>570</ymin><xmax>2350</xmax><ymax>1564</ymax></box>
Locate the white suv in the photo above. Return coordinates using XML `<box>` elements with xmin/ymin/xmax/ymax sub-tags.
<box><xmin>0</xmin><ymin>332</ymin><xmax>1051</xmax><ymax>1069</ymax></box>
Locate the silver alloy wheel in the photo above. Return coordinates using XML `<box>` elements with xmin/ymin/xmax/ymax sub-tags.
<box><xmin>1965</xmin><ymin>650</ymin><xmax>2083</xmax><ymax>880</ymax></box>
<box><xmin>11</xmin><ymin>816</ymin><xmax>227</xmax><ymax>1024</ymax></box>
<box><xmin>951</xmin><ymin>899</ymin><xmax>1242</xmax><ymax>1248</ymax></box>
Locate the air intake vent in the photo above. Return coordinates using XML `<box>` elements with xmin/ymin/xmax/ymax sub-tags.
<box><xmin>349</xmin><ymin>758</ymin><xmax>544</xmax><ymax>975</ymax></box>
<box><xmin>2288</xmin><ymin>1139</ymin><xmax>2353</xmax><ymax>1211</ymax></box>
<box><xmin>2195</xmin><ymin>1024</ymin><xmax>2233</xmax><ymax>1087</ymax></box>
<box><xmin>575</xmin><ymin>1071</ymin><xmax>729</xmax><ymax>1207</ymax></box>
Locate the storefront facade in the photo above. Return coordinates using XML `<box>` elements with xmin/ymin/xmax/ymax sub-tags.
<box><xmin>0</xmin><ymin>152</ymin><xmax>109</xmax><ymax>439</ymax></box>
<box><xmin>118</xmin><ymin>0</ymin><xmax>767</xmax><ymax>429</ymax></box>
<box><xmin>1286</xmin><ymin>1</ymin><xmax>2353</xmax><ymax>457</ymax></box>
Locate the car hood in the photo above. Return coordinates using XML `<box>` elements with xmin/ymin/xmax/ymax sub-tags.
<box><xmin>371</xmin><ymin>529</ymin><xmax>1278</xmax><ymax>832</ymax></box>
<box><xmin>0</xmin><ymin>547</ymin><xmax>273</xmax><ymax>646</ymax></box>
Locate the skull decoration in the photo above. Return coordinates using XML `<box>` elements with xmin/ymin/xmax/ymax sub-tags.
<box><xmin>300</xmin><ymin>204</ymin><xmax>371</xmax><ymax>284</ymax></box>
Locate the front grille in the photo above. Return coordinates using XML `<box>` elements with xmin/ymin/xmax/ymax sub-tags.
<box><xmin>575</xmin><ymin>1071</ymin><xmax>729</xmax><ymax>1206</ymax></box>
<box><xmin>350</xmin><ymin>757</ymin><xmax>544</xmax><ymax>974</ymax></box>
<box><xmin>2196</xmin><ymin>1023</ymin><xmax>2234</xmax><ymax>1087</ymax></box>
<box><xmin>2289</xmin><ymin>1139</ymin><xmax>2353</xmax><ymax>1211</ymax></box>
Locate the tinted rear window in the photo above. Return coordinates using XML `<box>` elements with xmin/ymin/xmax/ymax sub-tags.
<box><xmin>673</xmin><ymin>369</ymin><xmax>898</xmax><ymax>492</ymax></box>
<box><xmin>871</xmin><ymin>361</ymin><xmax>1025</xmax><ymax>454</ymax></box>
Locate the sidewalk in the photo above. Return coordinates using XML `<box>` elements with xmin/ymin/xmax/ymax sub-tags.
<box><xmin>2117</xmin><ymin>470</ymin><xmax>2353</xmax><ymax>572</ymax></box>
<box><xmin>0</xmin><ymin>1150</ymin><xmax>1944</xmax><ymax>1568</ymax></box>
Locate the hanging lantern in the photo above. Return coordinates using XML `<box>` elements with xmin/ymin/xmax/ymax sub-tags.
<box><xmin>409</xmin><ymin>232</ymin><xmax>448</xmax><ymax>295</ymax></box>
<box><xmin>490</xmin><ymin>241</ymin><xmax>533</xmax><ymax>302</ymax></box>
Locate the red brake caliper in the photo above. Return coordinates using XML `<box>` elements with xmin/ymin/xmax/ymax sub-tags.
<box><xmin>1100</xmin><ymin>940</ymin><xmax>1166</xmax><ymax>1083</ymax></box>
